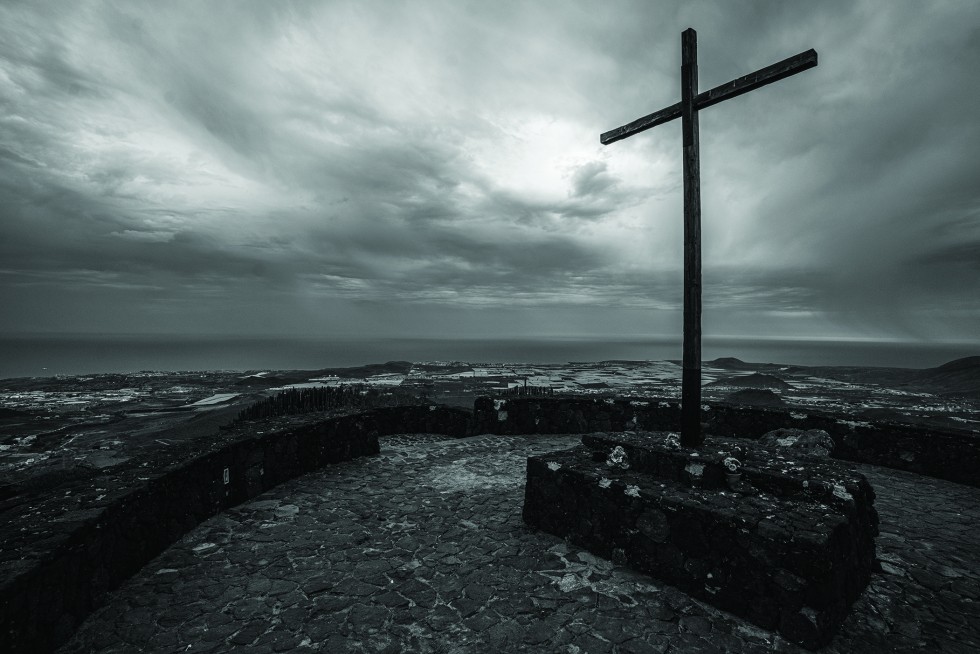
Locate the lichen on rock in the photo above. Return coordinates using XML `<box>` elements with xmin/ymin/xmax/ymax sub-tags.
<box><xmin>606</xmin><ymin>445</ymin><xmax>629</xmax><ymax>469</ymax></box>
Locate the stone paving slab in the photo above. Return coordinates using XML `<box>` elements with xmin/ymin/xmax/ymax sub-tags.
<box><xmin>59</xmin><ymin>434</ymin><xmax>980</xmax><ymax>653</ymax></box>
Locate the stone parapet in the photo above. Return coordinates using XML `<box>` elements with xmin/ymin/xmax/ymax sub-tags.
<box><xmin>0</xmin><ymin>404</ymin><xmax>471</xmax><ymax>653</ymax></box>
<box><xmin>476</xmin><ymin>396</ymin><xmax>980</xmax><ymax>487</ymax></box>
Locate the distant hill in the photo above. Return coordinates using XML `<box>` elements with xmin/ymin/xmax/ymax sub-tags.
<box><xmin>706</xmin><ymin>357</ymin><xmax>755</xmax><ymax>370</ymax></box>
<box><xmin>925</xmin><ymin>356</ymin><xmax>980</xmax><ymax>373</ymax></box>
<box><xmin>910</xmin><ymin>356</ymin><xmax>980</xmax><ymax>396</ymax></box>
<box><xmin>723</xmin><ymin>388</ymin><xmax>785</xmax><ymax>406</ymax></box>
<box><xmin>706</xmin><ymin>372</ymin><xmax>792</xmax><ymax>390</ymax></box>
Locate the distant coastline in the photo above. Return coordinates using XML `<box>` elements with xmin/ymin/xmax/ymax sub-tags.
<box><xmin>0</xmin><ymin>333</ymin><xmax>977</xmax><ymax>379</ymax></box>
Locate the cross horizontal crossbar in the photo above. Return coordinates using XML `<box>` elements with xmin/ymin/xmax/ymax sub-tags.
<box><xmin>600</xmin><ymin>49</ymin><xmax>817</xmax><ymax>145</ymax></box>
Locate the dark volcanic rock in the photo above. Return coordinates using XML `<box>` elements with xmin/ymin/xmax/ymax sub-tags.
<box><xmin>858</xmin><ymin>407</ymin><xmax>905</xmax><ymax>422</ymax></box>
<box><xmin>724</xmin><ymin>388</ymin><xmax>785</xmax><ymax>406</ymax></box>
<box><xmin>759</xmin><ymin>428</ymin><xmax>836</xmax><ymax>457</ymax></box>
<box><xmin>523</xmin><ymin>432</ymin><xmax>879</xmax><ymax>650</ymax></box>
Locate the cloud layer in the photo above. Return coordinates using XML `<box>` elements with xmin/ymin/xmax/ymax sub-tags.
<box><xmin>1</xmin><ymin>0</ymin><xmax>978</xmax><ymax>342</ymax></box>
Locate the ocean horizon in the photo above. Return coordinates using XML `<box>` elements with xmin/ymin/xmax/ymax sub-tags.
<box><xmin>1</xmin><ymin>333</ymin><xmax>977</xmax><ymax>380</ymax></box>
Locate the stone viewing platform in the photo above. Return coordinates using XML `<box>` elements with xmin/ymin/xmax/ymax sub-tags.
<box><xmin>523</xmin><ymin>432</ymin><xmax>879</xmax><ymax>649</ymax></box>
<box><xmin>2</xmin><ymin>396</ymin><xmax>979</xmax><ymax>652</ymax></box>
<box><xmin>56</xmin><ymin>432</ymin><xmax>980</xmax><ymax>653</ymax></box>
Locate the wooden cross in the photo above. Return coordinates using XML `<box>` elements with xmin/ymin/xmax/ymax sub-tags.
<box><xmin>601</xmin><ymin>29</ymin><xmax>817</xmax><ymax>448</ymax></box>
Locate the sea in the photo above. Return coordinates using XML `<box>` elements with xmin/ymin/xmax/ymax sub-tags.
<box><xmin>0</xmin><ymin>334</ymin><xmax>977</xmax><ymax>380</ymax></box>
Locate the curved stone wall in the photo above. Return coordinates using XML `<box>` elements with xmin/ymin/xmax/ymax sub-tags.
<box><xmin>0</xmin><ymin>405</ymin><xmax>471</xmax><ymax>654</ymax></box>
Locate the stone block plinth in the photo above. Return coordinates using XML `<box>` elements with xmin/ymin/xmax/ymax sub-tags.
<box><xmin>522</xmin><ymin>432</ymin><xmax>879</xmax><ymax>650</ymax></box>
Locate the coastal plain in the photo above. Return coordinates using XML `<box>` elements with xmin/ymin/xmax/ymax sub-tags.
<box><xmin>1</xmin><ymin>356</ymin><xmax>978</xmax><ymax>495</ymax></box>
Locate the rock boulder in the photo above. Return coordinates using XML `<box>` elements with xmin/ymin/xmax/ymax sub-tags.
<box><xmin>759</xmin><ymin>428</ymin><xmax>836</xmax><ymax>457</ymax></box>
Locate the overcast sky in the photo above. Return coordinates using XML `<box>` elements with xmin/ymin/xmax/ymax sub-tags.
<box><xmin>1</xmin><ymin>0</ymin><xmax>978</xmax><ymax>343</ymax></box>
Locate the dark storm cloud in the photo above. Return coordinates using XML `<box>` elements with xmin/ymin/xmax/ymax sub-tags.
<box><xmin>0</xmin><ymin>0</ymin><xmax>977</xmax><ymax>341</ymax></box>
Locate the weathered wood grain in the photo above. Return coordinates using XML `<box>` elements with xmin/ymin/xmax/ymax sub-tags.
<box><xmin>695</xmin><ymin>49</ymin><xmax>817</xmax><ymax>111</ymax></box>
<box><xmin>600</xmin><ymin>102</ymin><xmax>682</xmax><ymax>145</ymax></box>
<box><xmin>600</xmin><ymin>49</ymin><xmax>816</xmax><ymax>145</ymax></box>
<box><xmin>680</xmin><ymin>28</ymin><xmax>703</xmax><ymax>447</ymax></box>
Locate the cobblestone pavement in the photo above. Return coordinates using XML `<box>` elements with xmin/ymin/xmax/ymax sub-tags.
<box><xmin>61</xmin><ymin>434</ymin><xmax>980</xmax><ymax>653</ymax></box>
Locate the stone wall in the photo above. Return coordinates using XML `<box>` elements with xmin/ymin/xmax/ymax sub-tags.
<box><xmin>475</xmin><ymin>397</ymin><xmax>980</xmax><ymax>487</ymax></box>
<box><xmin>0</xmin><ymin>405</ymin><xmax>471</xmax><ymax>654</ymax></box>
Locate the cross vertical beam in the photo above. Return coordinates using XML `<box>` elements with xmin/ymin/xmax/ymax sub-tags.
<box><xmin>599</xmin><ymin>29</ymin><xmax>816</xmax><ymax>449</ymax></box>
<box><xmin>680</xmin><ymin>29</ymin><xmax>702</xmax><ymax>447</ymax></box>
